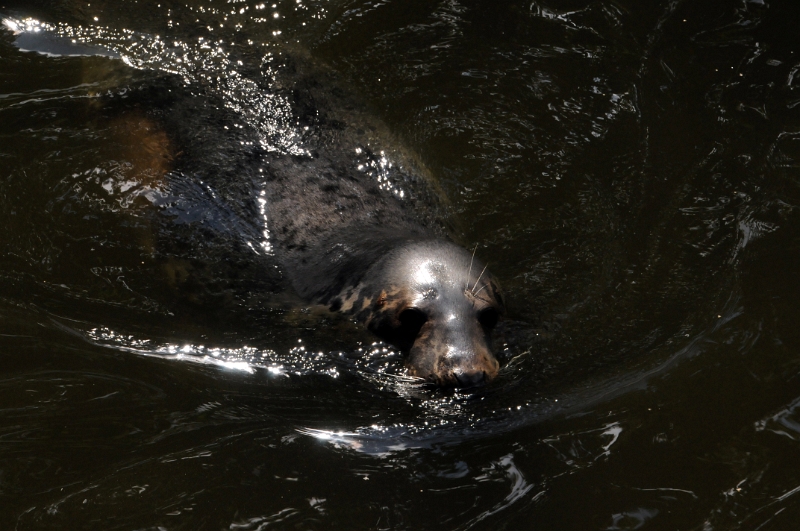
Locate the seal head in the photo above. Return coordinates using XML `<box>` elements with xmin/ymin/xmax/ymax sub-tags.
<box><xmin>342</xmin><ymin>240</ymin><xmax>504</xmax><ymax>386</ymax></box>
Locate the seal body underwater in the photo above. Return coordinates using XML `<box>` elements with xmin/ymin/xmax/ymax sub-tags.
<box><xmin>4</xmin><ymin>19</ymin><xmax>505</xmax><ymax>385</ymax></box>
<box><xmin>260</xmin><ymin>54</ymin><xmax>506</xmax><ymax>386</ymax></box>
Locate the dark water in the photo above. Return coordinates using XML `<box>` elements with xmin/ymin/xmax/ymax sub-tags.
<box><xmin>2</xmin><ymin>0</ymin><xmax>800</xmax><ymax>529</ymax></box>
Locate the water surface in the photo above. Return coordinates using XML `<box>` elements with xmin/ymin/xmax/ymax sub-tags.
<box><xmin>2</xmin><ymin>0</ymin><xmax>800</xmax><ymax>529</ymax></box>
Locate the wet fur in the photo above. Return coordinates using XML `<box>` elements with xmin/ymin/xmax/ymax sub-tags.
<box><xmin>97</xmin><ymin>48</ymin><xmax>506</xmax><ymax>384</ymax></box>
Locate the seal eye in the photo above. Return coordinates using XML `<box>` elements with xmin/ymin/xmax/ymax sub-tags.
<box><xmin>398</xmin><ymin>308</ymin><xmax>428</xmax><ymax>344</ymax></box>
<box><xmin>478</xmin><ymin>308</ymin><xmax>498</xmax><ymax>331</ymax></box>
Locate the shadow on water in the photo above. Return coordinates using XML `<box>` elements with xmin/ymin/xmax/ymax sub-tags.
<box><xmin>2</xmin><ymin>0</ymin><xmax>800</xmax><ymax>529</ymax></box>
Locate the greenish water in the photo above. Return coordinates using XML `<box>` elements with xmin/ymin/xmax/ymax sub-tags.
<box><xmin>2</xmin><ymin>0</ymin><xmax>800</xmax><ymax>529</ymax></box>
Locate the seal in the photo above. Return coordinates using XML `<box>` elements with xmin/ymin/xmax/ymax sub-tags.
<box><xmin>261</xmin><ymin>53</ymin><xmax>506</xmax><ymax>385</ymax></box>
<box><xmin>5</xmin><ymin>20</ymin><xmax>505</xmax><ymax>385</ymax></box>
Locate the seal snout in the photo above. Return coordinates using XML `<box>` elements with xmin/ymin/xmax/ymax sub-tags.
<box><xmin>450</xmin><ymin>355</ymin><xmax>500</xmax><ymax>386</ymax></box>
<box><xmin>445</xmin><ymin>347</ymin><xmax>500</xmax><ymax>387</ymax></box>
<box><xmin>455</xmin><ymin>370</ymin><xmax>488</xmax><ymax>386</ymax></box>
<box><xmin>405</xmin><ymin>320</ymin><xmax>501</xmax><ymax>387</ymax></box>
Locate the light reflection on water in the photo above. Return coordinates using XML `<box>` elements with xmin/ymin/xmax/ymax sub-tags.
<box><xmin>4</xmin><ymin>12</ymin><xmax>420</xmax><ymax>208</ymax></box>
<box><xmin>83</xmin><ymin>324</ymin><xmax>415</xmax><ymax>382</ymax></box>
<box><xmin>71</xmin><ymin>298</ymin><xmax>731</xmax><ymax>459</ymax></box>
<box><xmin>5</xmin><ymin>15</ymin><xmax>305</xmax><ymax>155</ymax></box>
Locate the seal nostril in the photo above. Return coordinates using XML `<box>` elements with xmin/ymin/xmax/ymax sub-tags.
<box><xmin>454</xmin><ymin>369</ymin><xmax>487</xmax><ymax>387</ymax></box>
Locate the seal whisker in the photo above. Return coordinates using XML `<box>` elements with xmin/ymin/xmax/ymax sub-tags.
<box><xmin>473</xmin><ymin>283</ymin><xmax>490</xmax><ymax>298</ymax></box>
<box><xmin>471</xmin><ymin>263</ymin><xmax>488</xmax><ymax>294</ymax></box>
<box><xmin>465</xmin><ymin>243</ymin><xmax>477</xmax><ymax>291</ymax></box>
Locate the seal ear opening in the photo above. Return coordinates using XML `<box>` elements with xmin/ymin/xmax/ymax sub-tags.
<box><xmin>397</xmin><ymin>308</ymin><xmax>428</xmax><ymax>350</ymax></box>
